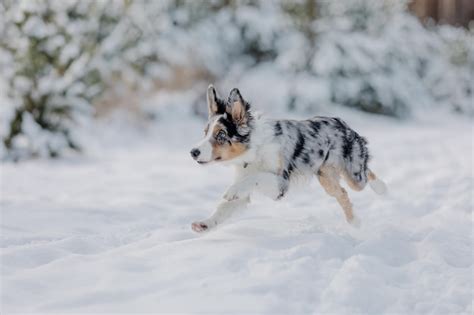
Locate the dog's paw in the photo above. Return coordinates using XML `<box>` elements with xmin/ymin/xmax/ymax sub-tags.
<box><xmin>191</xmin><ymin>221</ymin><xmax>210</xmax><ymax>233</ymax></box>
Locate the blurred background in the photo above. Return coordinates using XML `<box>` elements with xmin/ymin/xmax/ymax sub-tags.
<box><xmin>0</xmin><ymin>0</ymin><xmax>472</xmax><ymax>160</ymax></box>
<box><xmin>1</xmin><ymin>2</ymin><xmax>473</xmax><ymax>313</ymax></box>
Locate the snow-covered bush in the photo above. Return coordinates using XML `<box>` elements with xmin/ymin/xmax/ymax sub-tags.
<box><xmin>425</xmin><ymin>25</ymin><xmax>473</xmax><ymax>115</ymax></box>
<box><xmin>1</xmin><ymin>0</ymin><xmax>471</xmax><ymax>160</ymax></box>
<box><xmin>188</xmin><ymin>0</ymin><xmax>472</xmax><ymax>118</ymax></box>
<box><xmin>0</xmin><ymin>0</ymin><xmax>172</xmax><ymax>160</ymax></box>
<box><xmin>122</xmin><ymin>0</ymin><xmax>291</xmax><ymax>118</ymax></box>
<box><xmin>0</xmin><ymin>1</ymin><xmax>126</xmax><ymax>159</ymax></box>
<box><xmin>149</xmin><ymin>0</ymin><xmax>288</xmax><ymax>78</ymax></box>
<box><xmin>279</xmin><ymin>0</ymin><xmax>473</xmax><ymax>117</ymax></box>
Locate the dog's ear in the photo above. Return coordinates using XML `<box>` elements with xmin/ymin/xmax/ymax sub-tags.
<box><xmin>207</xmin><ymin>84</ymin><xmax>225</xmax><ymax>118</ymax></box>
<box><xmin>228</xmin><ymin>88</ymin><xmax>250</xmax><ymax>124</ymax></box>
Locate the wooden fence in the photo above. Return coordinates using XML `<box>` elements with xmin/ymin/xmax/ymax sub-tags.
<box><xmin>409</xmin><ymin>0</ymin><xmax>474</xmax><ymax>27</ymax></box>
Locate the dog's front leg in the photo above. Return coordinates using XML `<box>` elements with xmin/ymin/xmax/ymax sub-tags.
<box><xmin>224</xmin><ymin>172</ymin><xmax>285</xmax><ymax>201</ymax></box>
<box><xmin>191</xmin><ymin>197</ymin><xmax>249</xmax><ymax>233</ymax></box>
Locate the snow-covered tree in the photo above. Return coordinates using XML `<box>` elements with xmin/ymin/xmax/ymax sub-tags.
<box><xmin>125</xmin><ymin>0</ymin><xmax>290</xmax><ymax>117</ymax></box>
<box><xmin>281</xmin><ymin>0</ymin><xmax>473</xmax><ymax>117</ymax></box>
<box><xmin>0</xmin><ymin>0</ymin><xmax>129</xmax><ymax>159</ymax></box>
<box><xmin>425</xmin><ymin>25</ymin><xmax>473</xmax><ymax>115</ymax></box>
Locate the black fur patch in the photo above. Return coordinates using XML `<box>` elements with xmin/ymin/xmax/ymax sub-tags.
<box><xmin>309</xmin><ymin>121</ymin><xmax>321</xmax><ymax>134</ymax></box>
<box><xmin>219</xmin><ymin>117</ymin><xmax>238</xmax><ymax>137</ymax></box>
<box><xmin>318</xmin><ymin>149</ymin><xmax>324</xmax><ymax>158</ymax></box>
<box><xmin>292</xmin><ymin>131</ymin><xmax>305</xmax><ymax>160</ymax></box>
<box><xmin>356</xmin><ymin>135</ymin><xmax>368</xmax><ymax>159</ymax></box>
<box><xmin>342</xmin><ymin>136</ymin><xmax>353</xmax><ymax>160</ymax></box>
<box><xmin>283</xmin><ymin>163</ymin><xmax>294</xmax><ymax>180</ymax></box>
<box><xmin>213</xmin><ymin>90</ymin><xmax>227</xmax><ymax>114</ymax></box>
<box><xmin>324</xmin><ymin>149</ymin><xmax>331</xmax><ymax>162</ymax></box>
<box><xmin>302</xmin><ymin>152</ymin><xmax>311</xmax><ymax>164</ymax></box>
<box><xmin>332</xmin><ymin>117</ymin><xmax>347</xmax><ymax>134</ymax></box>
<box><xmin>218</xmin><ymin>116</ymin><xmax>250</xmax><ymax>143</ymax></box>
<box><xmin>274</xmin><ymin>121</ymin><xmax>283</xmax><ymax>136</ymax></box>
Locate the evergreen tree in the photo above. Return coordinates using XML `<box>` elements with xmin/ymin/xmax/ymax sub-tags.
<box><xmin>0</xmin><ymin>0</ymin><xmax>129</xmax><ymax>159</ymax></box>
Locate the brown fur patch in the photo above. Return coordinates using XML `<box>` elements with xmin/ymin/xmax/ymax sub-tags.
<box><xmin>317</xmin><ymin>165</ymin><xmax>355</xmax><ymax>223</ymax></box>
<box><xmin>368</xmin><ymin>170</ymin><xmax>376</xmax><ymax>181</ymax></box>
<box><xmin>211</xmin><ymin>123</ymin><xmax>224</xmax><ymax>137</ymax></box>
<box><xmin>231</xmin><ymin>101</ymin><xmax>245</xmax><ymax>122</ymax></box>
<box><xmin>208</xmin><ymin>122</ymin><xmax>248</xmax><ymax>161</ymax></box>
<box><xmin>212</xmin><ymin>141</ymin><xmax>248</xmax><ymax>161</ymax></box>
<box><xmin>342</xmin><ymin>170</ymin><xmax>364</xmax><ymax>191</ymax></box>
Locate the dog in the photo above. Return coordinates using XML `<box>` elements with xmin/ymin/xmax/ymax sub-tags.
<box><xmin>190</xmin><ymin>85</ymin><xmax>386</xmax><ymax>232</ymax></box>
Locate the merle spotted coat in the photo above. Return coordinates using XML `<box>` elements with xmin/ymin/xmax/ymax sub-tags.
<box><xmin>190</xmin><ymin>85</ymin><xmax>386</xmax><ymax>232</ymax></box>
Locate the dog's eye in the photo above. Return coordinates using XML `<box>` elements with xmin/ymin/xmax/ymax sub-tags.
<box><xmin>216</xmin><ymin>130</ymin><xmax>227</xmax><ymax>144</ymax></box>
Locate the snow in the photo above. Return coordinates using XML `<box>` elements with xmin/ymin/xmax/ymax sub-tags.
<box><xmin>1</xmin><ymin>0</ymin><xmax>472</xmax><ymax>312</ymax></box>
<box><xmin>1</xmin><ymin>111</ymin><xmax>472</xmax><ymax>313</ymax></box>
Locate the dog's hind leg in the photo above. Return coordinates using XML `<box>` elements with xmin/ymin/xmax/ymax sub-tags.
<box><xmin>191</xmin><ymin>197</ymin><xmax>249</xmax><ymax>233</ymax></box>
<box><xmin>317</xmin><ymin>165</ymin><xmax>359</xmax><ymax>226</ymax></box>
<box><xmin>341</xmin><ymin>167</ymin><xmax>386</xmax><ymax>195</ymax></box>
<box><xmin>341</xmin><ymin>170</ymin><xmax>364</xmax><ymax>191</ymax></box>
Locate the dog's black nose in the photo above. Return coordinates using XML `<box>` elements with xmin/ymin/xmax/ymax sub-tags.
<box><xmin>190</xmin><ymin>148</ymin><xmax>200</xmax><ymax>159</ymax></box>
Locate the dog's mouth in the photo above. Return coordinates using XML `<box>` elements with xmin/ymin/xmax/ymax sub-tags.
<box><xmin>197</xmin><ymin>157</ymin><xmax>221</xmax><ymax>165</ymax></box>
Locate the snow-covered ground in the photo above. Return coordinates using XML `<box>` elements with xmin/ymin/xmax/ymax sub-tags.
<box><xmin>1</xmin><ymin>111</ymin><xmax>472</xmax><ymax>314</ymax></box>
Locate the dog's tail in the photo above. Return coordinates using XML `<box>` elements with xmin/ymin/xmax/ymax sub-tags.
<box><xmin>368</xmin><ymin>170</ymin><xmax>387</xmax><ymax>195</ymax></box>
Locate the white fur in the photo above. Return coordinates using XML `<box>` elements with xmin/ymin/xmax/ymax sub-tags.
<box><xmin>223</xmin><ymin>171</ymin><xmax>281</xmax><ymax>201</ymax></box>
<box><xmin>192</xmin><ymin>197</ymin><xmax>249</xmax><ymax>232</ymax></box>
<box><xmin>193</xmin><ymin>115</ymin><xmax>222</xmax><ymax>163</ymax></box>
<box><xmin>195</xmin><ymin>139</ymin><xmax>213</xmax><ymax>163</ymax></box>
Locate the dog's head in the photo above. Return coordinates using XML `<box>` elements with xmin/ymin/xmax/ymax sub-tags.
<box><xmin>190</xmin><ymin>85</ymin><xmax>253</xmax><ymax>164</ymax></box>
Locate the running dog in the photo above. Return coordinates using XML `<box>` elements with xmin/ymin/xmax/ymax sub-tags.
<box><xmin>190</xmin><ymin>85</ymin><xmax>386</xmax><ymax>232</ymax></box>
